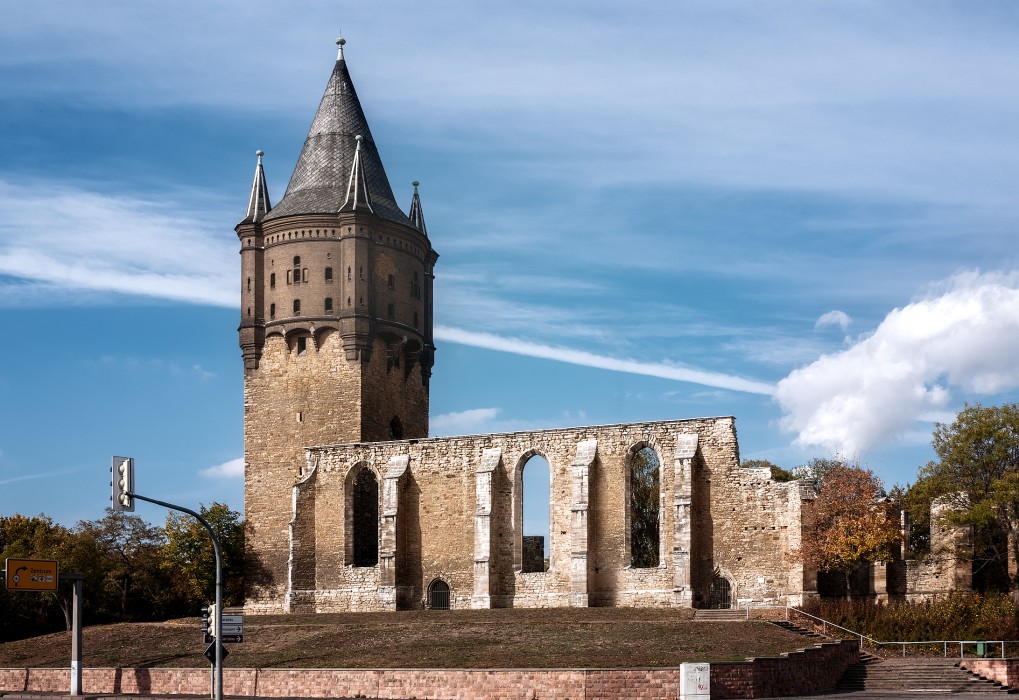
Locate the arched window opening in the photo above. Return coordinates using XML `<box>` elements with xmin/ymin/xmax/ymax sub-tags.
<box><xmin>325</xmin><ymin>297</ymin><xmax>333</xmax><ymax>313</ymax></box>
<box><xmin>352</xmin><ymin>468</ymin><xmax>379</xmax><ymax>567</ymax></box>
<box><xmin>270</xmin><ymin>272</ymin><xmax>276</xmax><ymax>289</ymax></box>
<box><xmin>325</xmin><ymin>267</ymin><xmax>333</xmax><ymax>282</ymax></box>
<box><xmin>387</xmin><ymin>273</ymin><xmax>394</xmax><ymax>290</ymax></box>
<box><xmin>296</xmin><ymin>336</ymin><xmax>307</xmax><ymax>355</ymax></box>
<box><xmin>389</xmin><ymin>416</ymin><xmax>403</xmax><ymax>440</ymax></box>
<box><xmin>286</xmin><ymin>270</ymin><xmax>292</xmax><ymax>285</ymax></box>
<box><xmin>293</xmin><ymin>256</ymin><xmax>301</xmax><ymax>285</ymax></box>
<box><xmin>428</xmin><ymin>579</ymin><xmax>450</xmax><ymax>610</ymax></box>
<box><xmin>270</xmin><ymin>303</ymin><xmax>276</xmax><ymax>319</ymax></box>
<box><xmin>293</xmin><ymin>299</ymin><xmax>301</xmax><ymax>315</ymax></box>
<box><xmin>521</xmin><ymin>455</ymin><xmax>551</xmax><ymax>573</ymax></box>
<box><xmin>630</xmin><ymin>446</ymin><xmax>661</xmax><ymax>568</ymax></box>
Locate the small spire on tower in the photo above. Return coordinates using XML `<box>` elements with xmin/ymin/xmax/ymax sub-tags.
<box><xmin>244</xmin><ymin>149</ymin><xmax>272</xmax><ymax>223</ymax></box>
<box><xmin>336</xmin><ymin>36</ymin><xmax>346</xmax><ymax>61</ymax></box>
<box><xmin>339</xmin><ymin>134</ymin><xmax>374</xmax><ymax>213</ymax></box>
<box><xmin>408</xmin><ymin>180</ymin><xmax>428</xmax><ymax>237</ymax></box>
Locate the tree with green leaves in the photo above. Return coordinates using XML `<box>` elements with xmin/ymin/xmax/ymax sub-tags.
<box><xmin>910</xmin><ymin>403</ymin><xmax>1019</xmax><ymax>593</ymax></box>
<box><xmin>800</xmin><ymin>462</ymin><xmax>900</xmax><ymax>599</ymax></box>
<box><xmin>161</xmin><ymin>503</ymin><xmax>245</xmax><ymax>613</ymax></box>
<box><xmin>741</xmin><ymin>458</ymin><xmax>796</xmax><ymax>482</ymax></box>
<box><xmin>630</xmin><ymin>447</ymin><xmax>660</xmax><ymax>568</ymax></box>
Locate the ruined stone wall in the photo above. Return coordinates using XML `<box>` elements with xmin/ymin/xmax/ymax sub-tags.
<box><xmin>244</xmin><ymin>331</ymin><xmax>427</xmax><ymax>614</ymax></box>
<box><xmin>269</xmin><ymin>417</ymin><xmax>811</xmax><ymax>613</ymax></box>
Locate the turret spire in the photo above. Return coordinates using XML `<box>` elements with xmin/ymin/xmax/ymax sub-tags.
<box><xmin>243</xmin><ymin>149</ymin><xmax>272</xmax><ymax>223</ymax></box>
<box><xmin>339</xmin><ymin>135</ymin><xmax>374</xmax><ymax>213</ymax></box>
<box><xmin>408</xmin><ymin>180</ymin><xmax>428</xmax><ymax>237</ymax></box>
<box><xmin>264</xmin><ymin>38</ymin><xmax>411</xmax><ymax>225</ymax></box>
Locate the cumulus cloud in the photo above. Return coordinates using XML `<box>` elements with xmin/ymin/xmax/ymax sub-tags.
<box><xmin>776</xmin><ymin>272</ymin><xmax>1019</xmax><ymax>454</ymax></box>
<box><xmin>200</xmin><ymin>457</ymin><xmax>244</xmax><ymax>478</ymax></box>
<box><xmin>815</xmin><ymin>310</ymin><xmax>851</xmax><ymax>332</ymax></box>
<box><xmin>430</xmin><ymin>408</ymin><xmax>502</xmax><ymax>436</ymax></box>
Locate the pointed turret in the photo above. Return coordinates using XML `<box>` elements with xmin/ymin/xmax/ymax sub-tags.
<box><xmin>241</xmin><ymin>150</ymin><xmax>272</xmax><ymax>223</ymax></box>
<box><xmin>265</xmin><ymin>37</ymin><xmax>410</xmax><ymax>224</ymax></box>
<box><xmin>338</xmin><ymin>135</ymin><xmax>374</xmax><ymax>213</ymax></box>
<box><xmin>408</xmin><ymin>180</ymin><xmax>428</xmax><ymax>237</ymax></box>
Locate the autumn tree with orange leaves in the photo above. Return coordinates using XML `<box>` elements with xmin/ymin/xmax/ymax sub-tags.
<box><xmin>801</xmin><ymin>462</ymin><xmax>900</xmax><ymax>599</ymax></box>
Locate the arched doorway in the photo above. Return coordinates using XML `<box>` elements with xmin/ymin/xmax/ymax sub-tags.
<box><xmin>707</xmin><ymin>576</ymin><xmax>732</xmax><ymax>609</ymax></box>
<box><xmin>428</xmin><ymin>579</ymin><xmax>450</xmax><ymax>610</ymax></box>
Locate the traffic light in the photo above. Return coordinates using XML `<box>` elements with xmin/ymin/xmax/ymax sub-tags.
<box><xmin>201</xmin><ymin>604</ymin><xmax>214</xmax><ymax>635</ymax></box>
<box><xmin>111</xmin><ymin>456</ymin><xmax>135</xmax><ymax>512</ymax></box>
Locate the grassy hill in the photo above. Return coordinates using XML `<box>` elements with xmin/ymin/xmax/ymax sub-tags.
<box><xmin>0</xmin><ymin>608</ymin><xmax>807</xmax><ymax>669</ymax></box>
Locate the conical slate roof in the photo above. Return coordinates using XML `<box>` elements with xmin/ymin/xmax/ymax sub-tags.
<box><xmin>265</xmin><ymin>40</ymin><xmax>411</xmax><ymax>225</ymax></box>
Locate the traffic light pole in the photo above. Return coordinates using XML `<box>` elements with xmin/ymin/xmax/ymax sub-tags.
<box><xmin>129</xmin><ymin>493</ymin><xmax>223</xmax><ymax>700</ymax></box>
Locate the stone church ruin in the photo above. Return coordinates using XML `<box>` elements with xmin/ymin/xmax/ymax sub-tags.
<box><xmin>237</xmin><ymin>39</ymin><xmax>962</xmax><ymax>614</ymax></box>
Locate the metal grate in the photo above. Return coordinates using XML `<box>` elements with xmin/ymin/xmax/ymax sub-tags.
<box><xmin>707</xmin><ymin>576</ymin><xmax>732</xmax><ymax>609</ymax></box>
<box><xmin>429</xmin><ymin>580</ymin><xmax>450</xmax><ymax>610</ymax></box>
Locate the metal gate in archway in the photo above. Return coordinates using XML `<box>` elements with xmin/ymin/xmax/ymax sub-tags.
<box><xmin>706</xmin><ymin>576</ymin><xmax>732</xmax><ymax>609</ymax></box>
<box><xmin>429</xmin><ymin>579</ymin><xmax>450</xmax><ymax>610</ymax></box>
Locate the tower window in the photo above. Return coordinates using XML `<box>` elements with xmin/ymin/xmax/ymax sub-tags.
<box><xmin>297</xmin><ymin>336</ymin><xmax>307</xmax><ymax>355</ymax></box>
<box><xmin>347</xmin><ymin>266</ymin><xmax>352</xmax><ymax>281</ymax></box>
<box><xmin>387</xmin><ymin>274</ymin><xmax>394</xmax><ymax>290</ymax></box>
<box><xmin>286</xmin><ymin>270</ymin><xmax>292</xmax><ymax>285</ymax></box>
<box><xmin>389</xmin><ymin>416</ymin><xmax>403</xmax><ymax>440</ymax></box>
<box><xmin>293</xmin><ymin>255</ymin><xmax>301</xmax><ymax>266</ymax></box>
<box><xmin>293</xmin><ymin>256</ymin><xmax>301</xmax><ymax>285</ymax></box>
<box><xmin>270</xmin><ymin>272</ymin><xmax>276</xmax><ymax>289</ymax></box>
<box><xmin>293</xmin><ymin>299</ymin><xmax>301</xmax><ymax>315</ymax></box>
<box><xmin>413</xmin><ymin>312</ymin><xmax>418</xmax><ymax>328</ymax></box>
<box><xmin>303</xmin><ymin>268</ymin><xmax>308</xmax><ymax>283</ymax></box>
<box><xmin>270</xmin><ymin>303</ymin><xmax>276</xmax><ymax>319</ymax></box>
<box><xmin>325</xmin><ymin>267</ymin><xmax>333</xmax><ymax>283</ymax></box>
<box><xmin>325</xmin><ymin>297</ymin><xmax>333</xmax><ymax>313</ymax></box>
<box><xmin>359</xmin><ymin>265</ymin><xmax>364</xmax><ymax>280</ymax></box>
<box><xmin>247</xmin><ymin>277</ymin><xmax>251</xmax><ymax>292</ymax></box>
<box><xmin>387</xmin><ymin>303</ymin><xmax>394</xmax><ymax>320</ymax></box>
<box><xmin>411</xmin><ymin>271</ymin><xmax>421</xmax><ymax>300</ymax></box>
<box><xmin>347</xmin><ymin>297</ymin><xmax>351</xmax><ymax>307</ymax></box>
<box><xmin>247</xmin><ymin>307</ymin><xmax>251</xmax><ymax>317</ymax></box>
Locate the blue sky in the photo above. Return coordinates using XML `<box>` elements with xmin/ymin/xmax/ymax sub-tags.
<box><xmin>3</xmin><ymin>1</ymin><xmax>1019</xmax><ymax>528</ymax></box>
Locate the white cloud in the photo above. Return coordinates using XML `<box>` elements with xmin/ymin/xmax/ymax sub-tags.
<box><xmin>776</xmin><ymin>271</ymin><xmax>1019</xmax><ymax>454</ymax></box>
<box><xmin>200</xmin><ymin>458</ymin><xmax>244</xmax><ymax>479</ymax></box>
<box><xmin>435</xmin><ymin>326</ymin><xmax>775</xmax><ymax>395</ymax></box>
<box><xmin>430</xmin><ymin>408</ymin><xmax>501</xmax><ymax>436</ymax></box>
<box><xmin>815</xmin><ymin>310</ymin><xmax>851</xmax><ymax>332</ymax></box>
<box><xmin>0</xmin><ymin>180</ymin><xmax>235</xmax><ymax>307</ymax></box>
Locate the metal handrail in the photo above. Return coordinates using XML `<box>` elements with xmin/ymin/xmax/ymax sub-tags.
<box><xmin>786</xmin><ymin>606</ymin><xmax>1019</xmax><ymax>659</ymax></box>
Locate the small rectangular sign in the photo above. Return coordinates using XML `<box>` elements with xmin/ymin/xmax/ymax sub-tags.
<box><xmin>221</xmin><ymin>614</ymin><xmax>244</xmax><ymax>625</ymax></box>
<box><xmin>4</xmin><ymin>558</ymin><xmax>59</xmax><ymax>591</ymax></box>
<box><xmin>220</xmin><ymin>624</ymin><xmax>244</xmax><ymax>634</ymax></box>
<box><xmin>220</xmin><ymin>634</ymin><xmax>243</xmax><ymax>643</ymax></box>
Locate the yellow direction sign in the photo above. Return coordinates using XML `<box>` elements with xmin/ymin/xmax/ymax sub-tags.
<box><xmin>4</xmin><ymin>558</ymin><xmax>59</xmax><ymax>591</ymax></box>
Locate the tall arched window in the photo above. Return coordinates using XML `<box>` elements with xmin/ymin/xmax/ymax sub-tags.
<box><xmin>630</xmin><ymin>446</ymin><xmax>661</xmax><ymax>568</ymax></box>
<box><xmin>293</xmin><ymin>256</ymin><xmax>301</xmax><ymax>285</ymax></box>
<box><xmin>352</xmin><ymin>468</ymin><xmax>379</xmax><ymax>567</ymax></box>
<box><xmin>325</xmin><ymin>266</ymin><xmax>333</xmax><ymax>282</ymax></box>
<box><xmin>520</xmin><ymin>455</ymin><xmax>551</xmax><ymax>573</ymax></box>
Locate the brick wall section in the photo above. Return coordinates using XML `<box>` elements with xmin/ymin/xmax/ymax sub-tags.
<box><xmin>0</xmin><ymin>643</ymin><xmax>856</xmax><ymax>699</ymax></box>
<box><xmin>710</xmin><ymin>640</ymin><xmax>859</xmax><ymax>698</ymax></box>
<box><xmin>960</xmin><ymin>659</ymin><xmax>1019</xmax><ymax>688</ymax></box>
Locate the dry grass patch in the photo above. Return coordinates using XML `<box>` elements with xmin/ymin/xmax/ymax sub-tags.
<box><xmin>0</xmin><ymin>608</ymin><xmax>809</xmax><ymax>669</ymax></box>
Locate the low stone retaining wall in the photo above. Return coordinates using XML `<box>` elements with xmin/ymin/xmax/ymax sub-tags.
<box><xmin>0</xmin><ymin>641</ymin><xmax>857</xmax><ymax>699</ymax></box>
<box><xmin>711</xmin><ymin>640</ymin><xmax>859</xmax><ymax>698</ymax></box>
<box><xmin>959</xmin><ymin>658</ymin><xmax>1019</xmax><ymax>689</ymax></box>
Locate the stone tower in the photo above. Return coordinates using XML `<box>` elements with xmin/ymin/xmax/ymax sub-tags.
<box><xmin>236</xmin><ymin>38</ymin><xmax>438</xmax><ymax>611</ymax></box>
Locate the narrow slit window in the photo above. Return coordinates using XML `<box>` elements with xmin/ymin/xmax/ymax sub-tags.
<box><xmin>325</xmin><ymin>297</ymin><xmax>333</xmax><ymax>313</ymax></box>
<box><xmin>293</xmin><ymin>299</ymin><xmax>301</xmax><ymax>315</ymax></box>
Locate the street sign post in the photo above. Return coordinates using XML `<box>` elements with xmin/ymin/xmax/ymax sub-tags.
<box><xmin>4</xmin><ymin>558</ymin><xmax>58</xmax><ymax>591</ymax></box>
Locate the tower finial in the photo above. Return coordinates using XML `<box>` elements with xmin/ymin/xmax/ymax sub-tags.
<box><xmin>339</xmin><ymin>134</ymin><xmax>373</xmax><ymax>213</ymax></box>
<box><xmin>408</xmin><ymin>180</ymin><xmax>427</xmax><ymax>237</ymax></box>
<box><xmin>336</xmin><ymin>35</ymin><xmax>346</xmax><ymax>61</ymax></box>
<box><xmin>244</xmin><ymin>149</ymin><xmax>272</xmax><ymax>223</ymax></box>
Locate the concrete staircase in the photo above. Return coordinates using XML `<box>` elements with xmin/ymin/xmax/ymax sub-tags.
<box><xmin>692</xmin><ymin>608</ymin><xmax>747</xmax><ymax>621</ymax></box>
<box><xmin>837</xmin><ymin>657</ymin><xmax>1013</xmax><ymax>693</ymax></box>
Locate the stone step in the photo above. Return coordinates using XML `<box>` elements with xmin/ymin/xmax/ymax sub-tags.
<box><xmin>692</xmin><ymin>609</ymin><xmax>746</xmax><ymax>621</ymax></box>
<box><xmin>838</xmin><ymin>659</ymin><xmax>1013</xmax><ymax>693</ymax></box>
